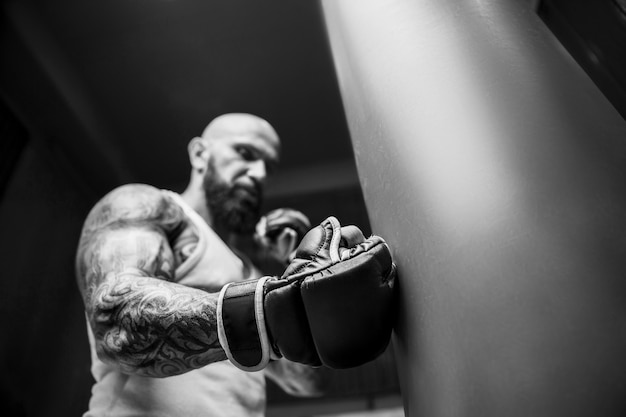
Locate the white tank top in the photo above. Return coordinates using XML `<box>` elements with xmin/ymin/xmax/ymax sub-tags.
<box><xmin>84</xmin><ymin>191</ymin><xmax>266</xmax><ymax>417</ymax></box>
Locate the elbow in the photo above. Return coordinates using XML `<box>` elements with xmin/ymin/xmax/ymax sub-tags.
<box><xmin>93</xmin><ymin>327</ymin><xmax>144</xmax><ymax>375</ymax></box>
<box><xmin>95</xmin><ymin>338</ymin><xmax>174</xmax><ymax>378</ymax></box>
<box><xmin>89</xmin><ymin>299</ymin><xmax>168</xmax><ymax>377</ymax></box>
<box><xmin>93</xmin><ymin>327</ymin><xmax>193</xmax><ymax>378</ymax></box>
<box><xmin>92</xmin><ymin>322</ymin><xmax>162</xmax><ymax>378</ymax></box>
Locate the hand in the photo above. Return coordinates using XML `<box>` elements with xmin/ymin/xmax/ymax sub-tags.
<box><xmin>254</xmin><ymin>208</ymin><xmax>311</xmax><ymax>264</ymax></box>
<box><xmin>217</xmin><ymin>216</ymin><xmax>396</xmax><ymax>371</ymax></box>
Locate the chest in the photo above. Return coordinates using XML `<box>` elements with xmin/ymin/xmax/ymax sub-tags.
<box><xmin>170</xmin><ymin>216</ymin><xmax>257</xmax><ymax>292</ymax></box>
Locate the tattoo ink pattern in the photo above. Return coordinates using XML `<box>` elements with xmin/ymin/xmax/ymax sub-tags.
<box><xmin>92</xmin><ymin>276</ymin><xmax>225</xmax><ymax>377</ymax></box>
<box><xmin>76</xmin><ymin>184</ymin><xmax>226</xmax><ymax>377</ymax></box>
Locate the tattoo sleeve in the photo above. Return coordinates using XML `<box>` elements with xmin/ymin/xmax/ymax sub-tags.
<box><xmin>76</xmin><ymin>185</ymin><xmax>226</xmax><ymax>377</ymax></box>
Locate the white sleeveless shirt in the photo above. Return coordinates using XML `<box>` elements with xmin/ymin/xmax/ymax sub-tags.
<box><xmin>84</xmin><ymin>191</ymin><xmax>266</xmax><ymax>417</ymax></box>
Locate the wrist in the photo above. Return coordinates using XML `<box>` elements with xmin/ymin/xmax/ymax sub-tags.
<box><xmin>217</xmin><ymin>276</ymin><xmax>279</xmax><ymax>371</ymax></box>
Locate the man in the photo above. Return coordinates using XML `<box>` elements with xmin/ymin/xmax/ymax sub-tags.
<box><xmin>75</xmin><ymin>113</ymin><xmax>395</xmax><ymax>416</ymax></box>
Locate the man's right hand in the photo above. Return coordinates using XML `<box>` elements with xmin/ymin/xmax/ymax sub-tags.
<box><xmin>217</xmin><ymin>216</ymin><xmax>396</xmax><ymax>371</ymax></box>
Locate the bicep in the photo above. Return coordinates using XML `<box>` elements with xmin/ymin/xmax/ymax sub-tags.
<box><xmin>91</xmin><ymin>226</ymin><xmax>175</xmax><ymax>284</ymax></box>
<box><xmin>75</xmin><ymin>184</ymin><xmax>182</xmax><ymax>297</ymax></box>
<box><xmin>77</xmin><ymin>222</ymin><xmax>176</xmax><ymax>312</ymax></box>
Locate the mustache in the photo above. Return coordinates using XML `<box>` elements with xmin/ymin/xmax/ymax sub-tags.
<box><xmin>234</xmin><ymin>178</ymin><xmax>262</xmax><ymax>196</ymax></box>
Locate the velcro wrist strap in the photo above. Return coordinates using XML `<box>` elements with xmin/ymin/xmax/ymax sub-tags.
<box><xmin>217</xmin><ymin>276</ymin><xmax>273</xmax><ymax>371</ymax></box>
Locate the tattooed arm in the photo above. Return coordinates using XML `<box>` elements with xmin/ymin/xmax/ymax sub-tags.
<box><xmin>75</xmin><ymin>184</ymin><xmax>226</xmax><ymax>377</ymax></box>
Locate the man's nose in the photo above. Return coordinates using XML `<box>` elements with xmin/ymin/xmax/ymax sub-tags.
<box><xmin>247</xmin><ymin>160</ymin><xmax>267</xmax><ymax>183</ymax></box>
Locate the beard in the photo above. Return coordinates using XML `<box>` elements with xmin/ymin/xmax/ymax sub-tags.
<box><xmin>202</xmin><ymin>161</ymin><xmax>262</xmax><ymax>234</ymax></box>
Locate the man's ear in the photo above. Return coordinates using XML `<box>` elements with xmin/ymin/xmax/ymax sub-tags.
<box><xmin>188</xmin><ymin>137</ymin><xmax>210</xmax><ymax>172</ymax></box>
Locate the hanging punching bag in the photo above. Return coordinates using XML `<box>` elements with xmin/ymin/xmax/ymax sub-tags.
<box><xmin>321</xmin><ymin>1</ymin><xmax>626</xmax><ymax>416</ymax></box>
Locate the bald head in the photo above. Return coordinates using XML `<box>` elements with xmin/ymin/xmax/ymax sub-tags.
<box><xmin>201</xmin><ymin>113</ymin><xmax>280</xmax><ymax>151</ymax></box>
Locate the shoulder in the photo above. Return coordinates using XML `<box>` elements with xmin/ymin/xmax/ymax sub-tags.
<box><xmin>92</xmin><ymin>183</ymin><xmax>171</xmax><ymax>218</ymax></box>
<box><xmin>80</xmin><ymin>184</ymin><xmax>185</xmax><ymax>238</ymax></box>
<box><xmin>75</xmin><ymin>184</ymin><xmax>186</xmax><ymax>293</ymax></box>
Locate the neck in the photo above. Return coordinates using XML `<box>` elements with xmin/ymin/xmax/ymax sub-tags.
<box><xmin>181</xmin><ymin>179</ymin><xmax>212</xmax><ymax>227</ymax></box>
<box><xmin>181</xmin><ymin>179</ymin><xmax>231</xmax><ymax>241</ymax></box>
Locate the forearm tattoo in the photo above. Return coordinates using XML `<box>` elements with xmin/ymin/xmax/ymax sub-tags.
<box><xmin>92</xmin><ymin>275</ymin><xmax>225</xmax><ymax>377</ymax></box>
<box><xmin>76</xmin><ymin>184</ymin><xmax>226</xmax><ymax>377</ymax></box>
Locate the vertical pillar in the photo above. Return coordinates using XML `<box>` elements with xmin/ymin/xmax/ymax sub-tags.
<box><xmin>321</xmin><ymin>1</ymin><xmax>626</xmax><ymax>416</ymax></box>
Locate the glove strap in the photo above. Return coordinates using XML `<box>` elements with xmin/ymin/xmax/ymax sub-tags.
<box><xmin>217</xmin><ymin>276</ymin><xmax>274</xmax><ymax>371</ymax></box>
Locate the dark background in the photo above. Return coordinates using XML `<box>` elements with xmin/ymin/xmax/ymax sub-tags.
<box><xmin>0</xmin><ymin>0</ymin><xmax>400</xmax><ymax>416</ymax></box>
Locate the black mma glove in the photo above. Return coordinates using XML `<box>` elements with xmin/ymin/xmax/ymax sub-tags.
<box><xmin>217</xmin><ymin>216</ymin><xmax>396</xmax><ymax>371</ymax></box>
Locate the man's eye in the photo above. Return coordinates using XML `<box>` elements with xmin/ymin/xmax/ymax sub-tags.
<box><xmin>235</xmin><ymin>147</ymin><xmax>254</xmax><ymax>161</ymax></box>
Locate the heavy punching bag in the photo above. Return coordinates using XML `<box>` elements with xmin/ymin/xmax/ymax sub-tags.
<box><xmin>321</xmin><ymin>1</ymin><xmax>626</xmax><ymax>416</ymax></box>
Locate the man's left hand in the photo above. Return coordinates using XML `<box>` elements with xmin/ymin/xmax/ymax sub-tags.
<box><xmin>254</xmin><ymin>208</ymin><xmax>311</xmax><ymax>265</ymax></box>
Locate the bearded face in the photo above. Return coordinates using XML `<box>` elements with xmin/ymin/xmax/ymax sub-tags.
<box><xmin>202</xmin><ymin>158</ymin><xmax>262</xmax><ymax>234</ymax></box>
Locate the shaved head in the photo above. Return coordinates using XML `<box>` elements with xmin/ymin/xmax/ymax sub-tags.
<box><xmin>201</xmin><ymin>113</ymin><xmax>280</xmax><ymax>151</ymax></box>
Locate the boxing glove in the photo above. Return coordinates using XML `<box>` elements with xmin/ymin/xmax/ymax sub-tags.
<box><xmin>254</xmin><ymin>208</ymin><xmax>311</xmax><ymax>264</ymax></box>
<box><xmin>217</xmin><ymin>216</ymin><xmax>396</xmax><ymax>371</ymax></box>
